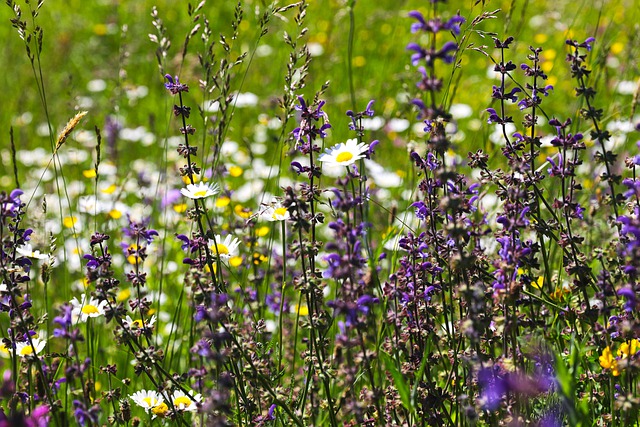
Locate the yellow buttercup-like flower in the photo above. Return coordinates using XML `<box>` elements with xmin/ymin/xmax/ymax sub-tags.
<box><xmin>599</xmin><ymin>346</ymin><xmax>620</xmax><ymax>376</ymax></box>
<box><xmin>618</xmin><ymin>339</ymin><xmax>640</xmax><ymax>358</ymax></box>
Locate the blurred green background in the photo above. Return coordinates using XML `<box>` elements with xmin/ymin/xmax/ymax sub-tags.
<box><xmin>0</xmin><ymin>0</ymin><xmax>638</xmax><ymax>185</ymax></box>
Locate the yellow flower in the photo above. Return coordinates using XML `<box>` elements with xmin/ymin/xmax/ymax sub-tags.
<box><xmin>600</xmin><ymin>346</ymin><xmax>621</xmax><ymax>376</ymax></box>
<box><xmin>228</xmin><ymin>165</ymin><xmax>243</xmax><ymax>177</ymax></box>
<box><xmin>151</xmin><ymin>402</ymin><xmax>169</xmax><ymax>418</ymax></box>
<box><xmin>618</xmin><ymin>339</ymin><xmax>640</xmax><ymax>358</ymax></box>
<box><xmin>531</xmin><ymin>276</ymin><xmax>544</xmax><ymax>290</ymax></box>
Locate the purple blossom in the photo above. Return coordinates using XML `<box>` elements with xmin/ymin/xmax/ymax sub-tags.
<box><xmin>618</xmin><ymin>286</ymin><xmax>637</xmax><ymax>312</ymax></box>
<box><xmin>164</xmin><ymin>74</ymin><xmax>189</xmax><ymax>94</ymax></box>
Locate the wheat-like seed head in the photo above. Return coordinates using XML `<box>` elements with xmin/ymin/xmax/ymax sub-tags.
<box><xmin>55</xmin><ymin>111</ymin><xmax>88</xmax><ymax>151</ymax></box>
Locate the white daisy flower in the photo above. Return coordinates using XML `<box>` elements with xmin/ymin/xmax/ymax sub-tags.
<box><xmin>0</xmin><ymin>342</ymin><xmax>11</xmax><ymax>358</ymax></box>
<box><xmin>130</xmin><ymin>390</ymin><xmax>164</xmax><ymax>413</ymax></box>
<box><xmin>70</xmin><ymin>294</ymin><xmax>108</xmax><ymax>322</ymax></box>
<box><xmin>260</xmin><ymin>203</ymin><xmax>290</xmax><ymax>222</ymax></box>
<box><xmin>318</xmin><ymin>138</ymin><xmax>369</xmax><ymax>167</ymax></box>
<box><xmin>15</xmin><ymin>337</ymin><xmax>46</xmax><ymax>358</ymax></box>
<box><xmin>15</xmin><ymin>243</ymin><xmax>49</xmax><ymax>260</ymax></box>
<box><xmin>124</xmin><ymin>314</ymin><xmax>157</xmax><ymax>330</ymax></box>
<box><xmin>180</xmin><ymin>182</ymin><xmax>219</xmax><ymax>199</ymax></box>
<box><xmin>172</xmin><ymin>389</ymin><xmax>202</xmax><ymax>412</ymax></box>
<box><xmin>208</xmin><ymin>235</ymin><xmax>241</xmax><ymax>259</ymax></box>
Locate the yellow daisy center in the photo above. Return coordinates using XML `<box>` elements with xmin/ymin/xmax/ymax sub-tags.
<box><xmin>174</xmin><ymin>396</ymin><xmax>192</xmax><ymax>407</ymax></box>
<box><xmin>213</xmin><ymin>244</ymin><xmax>229</xmax><ymax>255</ymax></box>
<box><xmin>273</xmin><ymin>207</ymin><xmax>287</xmax><ymax>219</ymax></box>
<box><xmin>143</xmin><ymin>397</ymin><xmax>158</xmax><ymax>407</ymax></box>
<box><xmin>19</xmin><ymin>346</ymin><xmax>33</xmax><ymax>356</ymax></box>
<box><xmin>81</xmin><ymin>304</ymin><xmax>99</xmax><ymax>315</ymax></box>
<box><xmin>193</xmin><ymin>190</ymin><xmax>208</xmax><ymax>198</ymax></box>
<box><xmin>152</xmin><ymin>402</ymin><xmax>169</xmax><ymax>416</ymax></box>
<box><xmin>132</xmin><ymin>319</ymin><xmax>144</xmax><ymax>328</ymax></box>
<box><xmin>336</xmin><ymin>152</ymin><xmax>354</xmax><ymax>163</ymax></box>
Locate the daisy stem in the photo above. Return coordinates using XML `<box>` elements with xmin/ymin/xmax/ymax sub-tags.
<box><xmin>277</xmin><ymin>221</ymin><xmax>286</xmax><ymax>378</ymax></box>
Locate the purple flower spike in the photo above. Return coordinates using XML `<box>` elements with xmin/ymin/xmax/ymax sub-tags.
<box><xmin>164</xmin><ymin>74</ymin><xmax>189</xmax><ymax>94</ymax></box>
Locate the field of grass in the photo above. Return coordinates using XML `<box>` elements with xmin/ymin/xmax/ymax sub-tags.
<box><xmin>1</xmin><ymin>0</ymin><xmax>640</xmax><ymax>425</ymax></box>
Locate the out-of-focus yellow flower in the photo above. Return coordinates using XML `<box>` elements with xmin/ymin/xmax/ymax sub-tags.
<box><xmin>234</xmin><ymin>204</ymin><xmax>252</xmax><ymax>219</ymax></box>
<box><xmin>531</xmin><ymin>276</ymin><xmax>544</xmax><ymax>290</ymax></box>
<box><xmin>182</xmin><ymin>174</ymin><xmax>201</xmax><ymax>185</ymax></box>
<box><xmin>256</xmin><ymin>226</ymin><xmax>270</xmax><ymax>237</ymax></box>
<box><xmin>618</xmin><ymin>339</ymin><xmax>640</xmax><ymax>358</ymax></box>
<box><xmin>215</xmin><ymin>197</ymin><xmax>231</xmax><ymax>209</ymax></box>
<box><xmin>228</xmin><ymin>165</ymin><xmax>243</xmax><ymax>177</ymax></box>
<box><xmin>151</xmin><ymin>402</ymin><xmax>169</xmax><ymax>418</ymax></box>
<box><xmin>229</xmin><ymin>256</ymin><xmax>243</xmax><ymax>267</ymax></box>
<box><xmin>83</xmin><ymin>169</ymin><xmax>97</xmax><ymax>178</ymax></box>
<box><xmin>253</xmin><ymin>252</ymin><xmax>268</xmax><ymax>265</ymax></box>
<box><xmin>101</xmin><ymin>184</ymin><xmax>117</xmax><ymax>195</ymax></box>
<box><xmin>63</xmin><ymin>216</ymin><xmax>78</xmax><ymax>228</ymax></box>
<box><xmin>611</xmin><ymin>42</ymin><xmax>624</xmax><ymax>55</ymax></box>
<box><xmin>117</xmin><ymin>288</ymin><xmax>131</xmax><ymax>302</ymax></box>
<box><xmin>599</xmin><ymin>346</ymin><xmax>620</xmax><ymax>376</ymax></box>
<box><xmin>550</xmin><ymin>287</ymin><xmax>568</xmax><ymax>301</ymax></box>
<box><xmin>173</xmin><ymin>203</ymin><xmax>188</xmax><ymax>213</ymax></box>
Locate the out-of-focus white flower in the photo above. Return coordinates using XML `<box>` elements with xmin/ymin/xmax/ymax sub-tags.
<box><xmin>15</xmin><ymin>243</ymin><xmax>49</xmax><ymax>260</ymax></box>
<box><xmin>124</xmin><ymin>315</ymin><xmax>157</xmax><ymax>330</ymax></box>
<box><xmin>130</xmin><ymin>390</ymin><xmax>164</xmax><ymax>413</ymax></box>
<box><xmin>15</xmin><ymin>337</ymin><xmax>46</xmax><ymax>357</ymax></box>
<box><xmin>260</xmin><ymin>202</ymin><xmax>290</xmax><ymax>222</ymax></box>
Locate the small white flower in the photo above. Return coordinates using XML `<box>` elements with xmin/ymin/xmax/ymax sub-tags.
<box><xmin>70</xmin><ymin>294</ymin><xmax>108</xmax><ymax>322</ymax></box>
<box><xmin>208</xmin><ymin>235</ymin><xmax>240</xmax><ymax>259</ymax></box>
<box><xmin>260</xmin><ymin>203</ymin><xmax>290</xmax><ymax>222</ymax></box>
<box><xmin>318</xmin><ymin>138</ymin><xmax>369</xmax><ymax>167</ymax></box>
<box><xmin>124</xmin><ymin>315</ymin><xmax>157</xmax><ymax>330</ymax></box>
<box><xmin>15</xmin><ymin>337</ymin><xmax>46</xmax><ymax>358</ymax></box>
<box><xmin>180</xmin><ymin>182</ymin><xmax>219</xmax><ymax>199</ymax></box>
<box><xmin>15</xmin><ymin>243</ymin><xmax>49</xmax><ymax>260</ymax></box>
<box><xmin>0</xmin><ymin>342</ymin><xmax>11</xmax><ymax>358</ymax></box>
<box><xmin>130</xmin><ymin>390</ymin><xmax>164</xmax><ymax>413</ymax></box>
<box><xmin>172</xmin><ymin>389</ymin><xmax>202</xmax><ymax>412</ymax></box>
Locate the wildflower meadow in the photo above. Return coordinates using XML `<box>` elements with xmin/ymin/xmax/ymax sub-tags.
<box><xmin>2</xmin><ymin>0</ymin><xmax>640</xmax><ymax>425</ymax></box>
